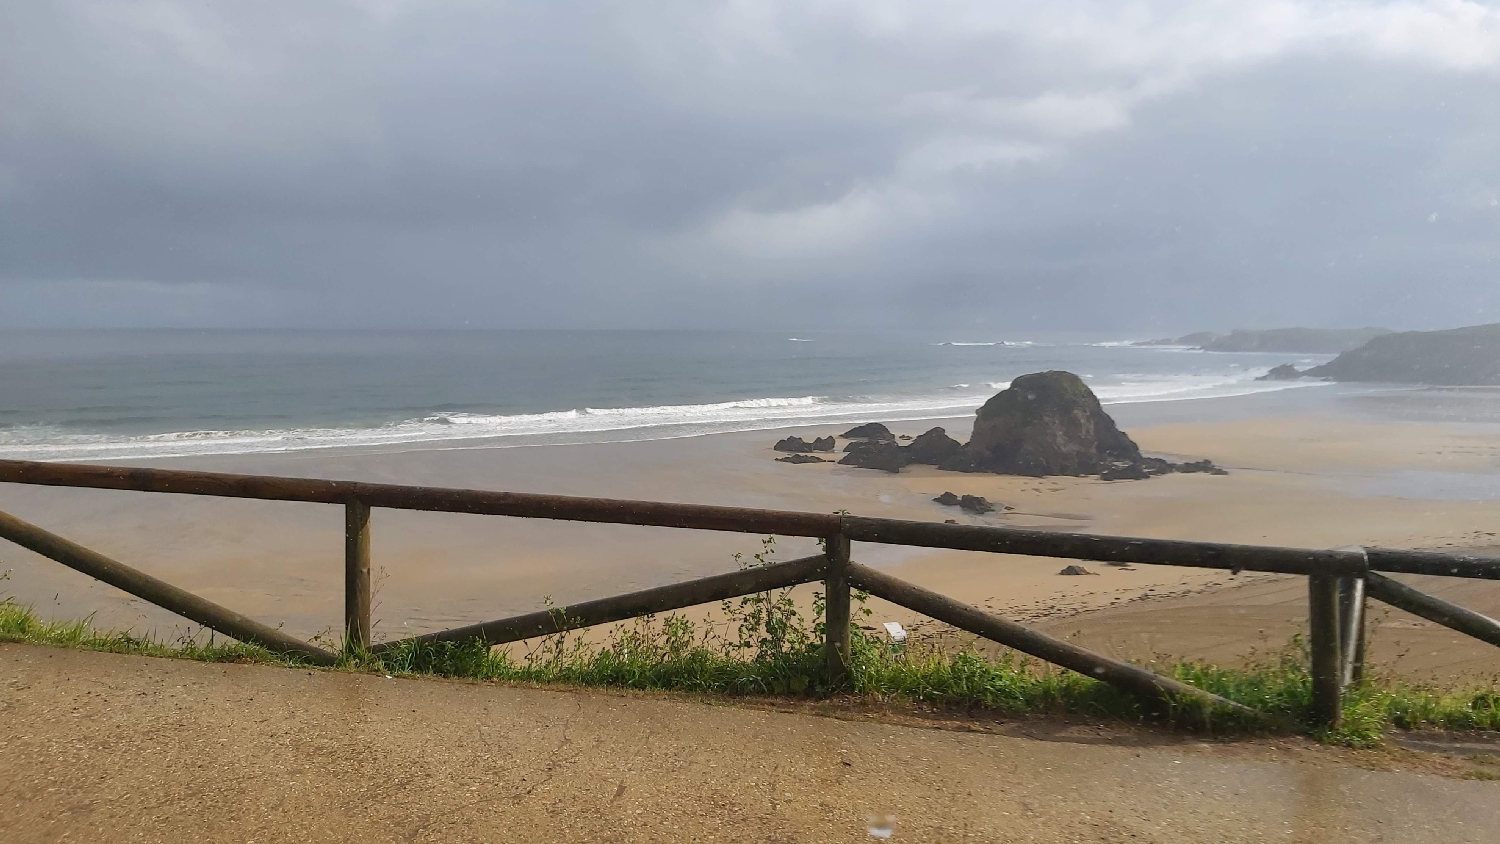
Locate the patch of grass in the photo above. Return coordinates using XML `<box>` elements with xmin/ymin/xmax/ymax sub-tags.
<box><xmin>0</xmin><ymin>598</ymin><xmax>300</xmax><ymax>666</ymax></box>
<box><xmin>1463</xmin><ymin>768</ymin><xmax>1500</xmax><ymax>781</ymax></box>
<box><xmin>7</xmin><ymin>540</ymin><xmax>1500</xmax><ymax>747</ymax></box>
<box><xmin>371</xmin><ymin>613</ymin><xmax>1500</xmax><ymax>745</ymax></box>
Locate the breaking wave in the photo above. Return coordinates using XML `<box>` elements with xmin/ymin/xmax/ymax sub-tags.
<box><xmin>936</xmin><ymin>340</ymin><xmax>1038</xmax><ymax>347</ymax></box>
<box><xmin>0</xmin><ymin>368</ymin><xmax>1329</xmax><ymax>462</ymax></box>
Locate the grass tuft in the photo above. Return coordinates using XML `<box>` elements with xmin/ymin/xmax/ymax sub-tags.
<box><xmin>0</xmin><ymin>598</ymin><xmax>299</xmax><ymax>666</ymax></box>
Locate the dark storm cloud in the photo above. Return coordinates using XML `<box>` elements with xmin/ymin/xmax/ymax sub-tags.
<box><xmin>2</xmin><ymin>1</ymin><xmax>1498</xmax><ymax>331</ymax></box>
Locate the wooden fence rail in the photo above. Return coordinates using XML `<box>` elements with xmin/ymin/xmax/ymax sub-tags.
<box><xmin>3</xmin><ymin>459</ymin><xmax>1500</xmax><ymax>728</ymax></box>
<box><xmin>371</xmin><ymin>554</ymin><xmax>830</xmax><ymax>654</ymax></box>
<box><xmin>0</xmin><ymin>507</ymin><xmax>336</xmax><ymax>665</ymax></box>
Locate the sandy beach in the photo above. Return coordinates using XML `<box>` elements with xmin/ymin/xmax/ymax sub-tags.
<box><xmin>3</xmin><ymin>392</ymin><xmax>1500</xmax><ymax>680</ymax></box>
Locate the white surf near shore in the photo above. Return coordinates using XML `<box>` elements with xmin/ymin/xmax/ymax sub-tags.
<box><xmin>0</xmin><ymin>370</ymin><xmax>1331</xmax><ymax>462</ymax></box>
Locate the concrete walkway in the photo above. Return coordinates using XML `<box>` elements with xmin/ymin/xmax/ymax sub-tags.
<box><xmin>1</xmin><ymin>644</ymin><xmax>1495</xmax><ymax>843</ymax></box>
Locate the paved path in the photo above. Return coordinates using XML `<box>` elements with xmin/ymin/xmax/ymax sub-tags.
<box><xmin>1</xmin><ymin>644</ymin><xmax>1495</xmax><ymax>843</ymax></box>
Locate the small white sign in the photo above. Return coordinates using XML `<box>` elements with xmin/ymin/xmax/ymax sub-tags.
<box><xmin>882</xmin><ymin>621</ymin><xmax>908</xmax><ymax>643</ymax></box>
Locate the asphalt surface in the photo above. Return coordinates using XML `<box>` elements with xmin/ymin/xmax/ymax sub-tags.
<box><xmin>1</xmin><ymin>644</ymin><xmax>1496</xmax><ymax>843</ymax></box>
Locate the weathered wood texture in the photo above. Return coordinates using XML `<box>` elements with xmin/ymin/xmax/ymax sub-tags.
<box><xmin>841</xmin><ymin>516</ymin><xmax>1370</xmax><ymax>576</ymax></box>
<box><xmin>0</xmin><ymin>507</ymin><xmax>335</xmax><ymax>665</ymax></box>
<box><xmin>344</xmin><ymin>499</ymin><xmax>372</xmax><ymax>651</ymax></box>
<box><xmin>822</xmin><ymin>534</ymin><xmax>852</xmax><ymax>686</ymax></box>
<box><xmin>373</xmin><ymin>554</ymin><xmax>828</xmax><ymax>653</ymax></box>
<box><xmin>1307</xmin><ymin>575</ymin><xmax>1343</xmax><ymax>728</ymax></box>
<box><xmin>847</xmin><ymin>562</ymin><xmax>1254</xmax><ymax>715</ymax></box>
<box><xmin>4</xmin><ymin>460</ymin><xmax>1499</xmax><ymax>579</ymax></box>
<box><xmin>1364</xmin><ymin>547</ymin><xmax>1500</xmax><ymax>580</ymax></box>
<box><xmin>1365</xmin><ymin>571</ymin><xmax>1500</xmax><ymax>649</ymax></box>
<box><xmin>0</xmin><ymin>460</ymin><xmax>840</xmax><ymax>538</ymax></box>
<box><xmin>1337</xmin><ymin>575</ymin><xmax>1366</xmax><ymax>686</ymax></box>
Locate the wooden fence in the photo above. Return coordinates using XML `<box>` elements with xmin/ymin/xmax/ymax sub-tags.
<box><xmin>2</xmin><ymin>458</ymin><xmax>1499</xmax><ymax>727</ymax></box>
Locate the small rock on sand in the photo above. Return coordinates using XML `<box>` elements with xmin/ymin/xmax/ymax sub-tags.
<box><xmin>1059</xmin><ymin>565</ymin><xmax>1096</xmax><ymax>576</ymax></box>
<box><xmin>773</xmin><ymin>436</ymin><xmax>816</xmax><ymax>453</ymax></box>
<box><xmin>933</xmin><ymin>491</ymin><xmax>1000</xmax><ymax>514</ymax></box>
<box><xmin>841</xmin><ymin>422</ymin><xmax>895</xmax><ymax>440</ymax></box>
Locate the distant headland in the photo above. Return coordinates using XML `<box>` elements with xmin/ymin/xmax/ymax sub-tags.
<box><xmin>1140</xmin><ymin>323</ymin><xmax>1500</xmax><ymax>386</ymax></box>
<box><xmin>1135</xmin><ymin>327</ymin><xmax>1392</xmax><ymax>354</ymax></box>
<box><xmin>1278</xmin><ymin>323</ymin><xmax>1500</xmax><ymax>386</ymax></box>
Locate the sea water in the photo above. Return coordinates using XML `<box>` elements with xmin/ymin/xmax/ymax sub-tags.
<box><xmin>0</xmin><ymin>329</ymin><xmax>1341</xmax><ymax>461</ymax></box>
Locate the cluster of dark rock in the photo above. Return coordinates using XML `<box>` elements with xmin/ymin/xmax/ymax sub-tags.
<box><xmin>773</xmin><ymin>435</ymin><xmax>835</xmax><ymax>453</ymax></box>
<box><xmin>1098</xmin><ymin>457</ymin><xmax>1228</xmax><ymax>480</ymax></box>
<box><xmin>773</xmin><ymin>371</ymin><xmax>1228</xmax><ymax>481</ymax></box>
<box><xmin>837</xmin><ymin>424</ymin><xmax>964</xmax><ymax>473</ymax></box>
<box><xmin>932</xmin><ymin>491</ymin><xmax>1003</xmax><ymax>514</ymax></box>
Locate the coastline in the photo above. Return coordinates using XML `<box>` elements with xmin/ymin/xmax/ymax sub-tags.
<box><xmin>2</xmin><ymin>387</ymin><xmax>1499</xmax><ymax>679</ymax></box>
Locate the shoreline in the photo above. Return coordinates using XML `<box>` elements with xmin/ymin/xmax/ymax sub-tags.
<box><xmin>1</xmin><ymin>389</ymin><xmax>1499</xmax><ymax>679</ymax></box>
<box><xmin>0</xmin><ymin>376</ymin><xmax>1349</xmax><ymax>464</ymax></box>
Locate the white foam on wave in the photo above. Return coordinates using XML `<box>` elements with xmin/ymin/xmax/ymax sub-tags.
<box><xmin>937</xmin><ymin>340</ymin><xmax>1038</xmax><ymax>347</ymax></box>
<box><xmin>0</xmin><ymin>394</ymin><xmax>979</xmax><ymax>462</ymax></box>
<box><xmin>1094</xmin><ymin>371</ymin><xmax>1328</xmax><ymax>405</ymax></box>
<box><xmin>0</xmin><ymin>367</ymin><xmax>1331</xmax><ymax>462</ymax></box>
<box><xmin>787</xmin><ymin>337</ymin><xmax>815</xmax><ymax>342</ymax></box>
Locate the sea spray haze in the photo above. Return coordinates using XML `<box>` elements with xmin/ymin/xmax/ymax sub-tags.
<box><xmin>0</xmin><ymin>329</ymin><xmax>1334</xmax><ymax>461</ymax></box>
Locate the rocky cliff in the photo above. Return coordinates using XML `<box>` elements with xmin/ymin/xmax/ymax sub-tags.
<box><xmin>1304</xmin><ymin>323</ymin><xmax>1500</xmax><ymax>385</ymax></box>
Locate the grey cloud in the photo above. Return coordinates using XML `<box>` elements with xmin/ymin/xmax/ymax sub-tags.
<box><xmin>2</xmin><ymin>1</ymin><xmax>1498</xmax><ymax>331</ymax></box>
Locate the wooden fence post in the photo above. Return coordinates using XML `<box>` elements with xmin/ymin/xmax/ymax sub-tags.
<box><xmin>345</xmin><ymin>499</ymin><xmax>372</xmax><ymax>652</ymax></box>
<box><xmin>1308</xmin><ymin>574</ymin><xmax>1342</xmax><ymax>728</ymax></box>
<box><xmin>824</xmin><ymin>532</ymin><xmax>852</xmax><ymax>687</ymax></box>
<box><xmin>1337</xmin><ymin>575</ymin><xmax>1366</xmax><ymax>686</ymax></box>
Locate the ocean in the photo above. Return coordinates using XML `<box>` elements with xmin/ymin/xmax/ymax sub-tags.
<box><xmin>0</xmin><ymin>329</ymin><xmax>1337</xmax><ymax>461</ymax></box>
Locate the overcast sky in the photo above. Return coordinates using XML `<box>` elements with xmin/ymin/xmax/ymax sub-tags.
<box><xmin>2</xmin><ymin>1</ymin><xmax>1498</xmax><ymax>333</ymax></box>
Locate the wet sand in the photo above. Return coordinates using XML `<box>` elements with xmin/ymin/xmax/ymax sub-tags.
<box><xmin>2</xmin><ymin>404</ymin><xmax>1499</xmax><ymax>678</ymax></box>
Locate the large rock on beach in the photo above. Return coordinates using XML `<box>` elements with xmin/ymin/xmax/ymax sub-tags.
<box><xmin>811</xmin><ymin>436</ymin><xmax>836</xmax><ymax>452</ymax></box>
<box><xmin>903</xmin><ymin>427</ymin><xmax>963</xmax><ymax>465</ymax></box>
<box><xmin>838</xmin><ymin>439</ymin><xmax>908</xmax><ymax>472</ymax></box>
<box><xmin>841</xmin><ymin>422</ymin><xmax>894</xmax><ymax>441</ymax></box>
<box><xmin>773</xmin><ymin>436</ymin><xmax>816</xmax><ymax>453</ymax></box>
<box><xmin>940</xmin><ymin>371</ymin><xmax>1141</xmax><ymax>476</ymax></box>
